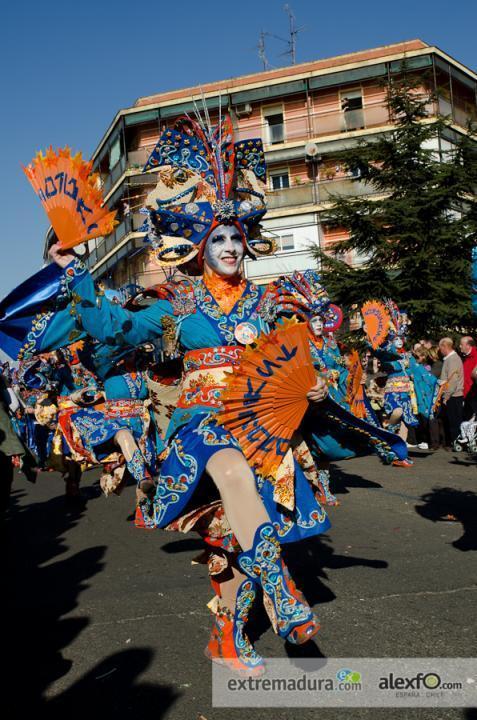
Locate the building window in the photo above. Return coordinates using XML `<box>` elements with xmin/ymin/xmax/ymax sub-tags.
<box><xmin>265</xmin><ymin>112</ymin><xmax>285</xmax><ymax>144</ymax></box>
<box><xmin>109</xmin><ymin>136</ymin><xmax>122</xmax><ymax>170</ymax></box>
<box><xmin>270</xmin><ymin>171</ymin><xmax>290</xmax><ymax>190</ymax></box>
<box><xmin>277</xmin><ymin>233</ymin><xmax>294</xmax><ymax>251</ymax></box>
<box><xmin>341</xmin><ymin>90</ymin><xmax>364</xmax><ymax>131</ymax></box>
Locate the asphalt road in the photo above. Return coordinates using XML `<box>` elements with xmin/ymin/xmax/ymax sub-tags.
<box><xmin>2</xmin><ymin>448</ymin><xmax>476</xmax><ymax>720</ymax></box>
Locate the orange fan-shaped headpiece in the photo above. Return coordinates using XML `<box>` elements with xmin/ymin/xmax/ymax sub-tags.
<box><xmin>23</xmin><ymin>146</ymin><xmax>117</xmax><ymax>250</ymax></box>
<box><xmin>219</xmin><ymin>318</ymin><xmax>317</xmax><ymax>478</ymax></box>
<box><xmin>361</xmin><ymin>300</ymin><xmax>390</xmax><ymax>350</ymax></box>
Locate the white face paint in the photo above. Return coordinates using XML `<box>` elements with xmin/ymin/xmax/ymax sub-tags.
<box><xmin>310</xmin><ymin>316</ymin><xmax>324</xmax><ymax>337</ymax></box>
<box><xmin>394</xmin><ymin>337</ymin><xmax>404</xmax><ymax>349</ymax></box>
<box><xmin>203</xmin><ymin>224</ymin><xmax>244</xmax><ymax>277</ymax></box>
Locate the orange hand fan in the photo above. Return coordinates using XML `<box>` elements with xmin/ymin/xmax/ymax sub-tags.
<box><xmin>361</xmin><ymin>300</ymin><xmax>390</xmax><ymax>350</ymax></box>
<box><xmin>219</xmin><ymin>318</ymin><xmax>317</xmax><ymax>478</ymax></box>
<box><xmin>23</xmin><ymin>146</ymin><xmax>117</xmax><ymax>250</ymax></box>
<box><xmin>346</xmin><ymin>349</ymin><xmax>366</xmax><ymax>419</ymax></box>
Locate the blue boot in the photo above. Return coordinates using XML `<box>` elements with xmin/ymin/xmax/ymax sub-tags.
<box><xmin>238</xmin><ymin>523</ymin><xmax>320</xmax><ymax>645</ymax></box>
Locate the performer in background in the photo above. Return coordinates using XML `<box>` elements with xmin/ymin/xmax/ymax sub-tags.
<box><xmin>362</xmin><ymin>300</ymin><xmax>440</xmax><ymax>461</ymax></box>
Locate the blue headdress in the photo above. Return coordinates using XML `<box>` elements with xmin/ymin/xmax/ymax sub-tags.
<box><xmin>258</xmin><ymin>270</ymin><xmax>343</xmax><ymax>332</ymax></box>
<box><xmin>141</xmin><ymin>110</ymin><xmax>273</xmax><ymax>266</ymax></box>
<box><xmin>384</xmin><ymin>299</ymin><xmax>409</xmax><ymax>339</ymax></box>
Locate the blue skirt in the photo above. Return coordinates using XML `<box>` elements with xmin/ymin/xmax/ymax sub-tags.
<box><xmin>65</xmin><ymin>406</ymin><xmax>156</xmax><ymax>469</ymax></box>
<box><xmin>147</xmin><ymin>413</ymin><xmax>331</xmax><ymax>544</ymax></box>
<box><xmin>384</xmin><ymin>391</ymin><xmax>419</xmax><ymax>427</ymax></box>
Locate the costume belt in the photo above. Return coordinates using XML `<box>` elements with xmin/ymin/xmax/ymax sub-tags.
<box><xmin>57</xmin><ymin>395</ymin><xmax>144</xmax><ymax>418</ymax></box>
<box><xmin>384</xmin><ymin>377</ymin><xmax>411</xmax><ymax>394</ymax></box>
<box><xmin>103</xmin><ymin>398</ymin><xmax>146</xmax><ymax>418</ymax></box>
<box><xmin>178</xmin><ymin>345</ymin><xmax>244</xmax><ymax>410</ymax></box>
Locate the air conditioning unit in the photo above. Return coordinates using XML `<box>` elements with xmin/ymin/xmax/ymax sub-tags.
<box><xmin>235</xmin><ymin>102</ymin><xmax>252</xmax><ymax>117</ymax></box>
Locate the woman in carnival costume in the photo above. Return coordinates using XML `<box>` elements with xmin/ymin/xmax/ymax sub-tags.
<box><xmin>2</xmin><ymin>114</ymin><xmax>407</xmax><ymax>675</ymax></box>
<box><xmin>46</xmin><ymin>333</ymin><xmax>162</xmax><ymax>506</ymax></box>
<box><xmin>362</xmin><ymin>300</ymin><xmax>440</xmax><ymax>462</ymax></box>
<box><xmin>57</xmin><ymin>338</ymin><xmax>161</xmax><ymax>505</ymax></box>
<box><xmin>14</xmin><ymin>344</ymin><xmax>97</xmax><ymax>500</ymax></box>
<box><xmin>258</xmin><ymin>271</ymin><xmax>409</xmax><ymax>502</ymax></box>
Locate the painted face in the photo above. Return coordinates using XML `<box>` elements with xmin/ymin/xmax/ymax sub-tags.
<box><xmin>394</xmin><ymin>337</ymin><xmax>404</xmax><ymax>350</ymax></box>
<box><xmin>203</xmin><ymin>224</ymin><xmax>244</xmax><ymax>277</ymax></box>
<box><xmin>310</xmin><ymin>316</ymin><xmax>324</xmax><ymax>337</ymax></box>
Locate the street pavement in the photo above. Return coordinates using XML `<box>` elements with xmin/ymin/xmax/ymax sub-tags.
<box><xmin>2</xmin><ymin>448</ymin><xmax>476</xmax><ymax>720</ymax></box>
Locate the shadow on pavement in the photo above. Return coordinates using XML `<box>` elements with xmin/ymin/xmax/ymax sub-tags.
<box><xmin>284</xmin><ymin>534</ymin><xmax>388</xmax><ymax>608</ymax></box>
<box><xmin>330</xmin><ymin>465</ymin><xmax>382</xmax><ymax>496</ymax></box>
<box><xmin>448</xmin><ymin>456</ymin><xmax>477</xmax><ymax>467</ymax></box>
<box><xmin>161</xmin><ymin>537</ymin><xmax>205</xmax><ymax>554</ymax></box>
<box><xmin>246</xmin><ymin>534</ymin><xmax>388</xmax><ymax>658</ymax></box>
<box><xmin>47</xmin><ymin>649</ymin><xmax>179</xmax><ymax>719</ymax></box>
<box><xmin>415</xmin><ymin>487</ymin><xmax>477</xmax><ymax>552</ymax></box>
<box><xmin>2</xmin><ymin>487</ymin><xmax>178</xmax><ymax>719</ymax></box>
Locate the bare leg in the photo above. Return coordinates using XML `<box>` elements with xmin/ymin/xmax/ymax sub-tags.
<box><xmin>114</xmin><ymin>429</ymin><xmax>153</xmax><ymax>492</ymax></box>
<box><xmin>206</xmin><ymin>449</ymin><xmax>319</xmax><ymax>646</ymax></box>
<box><xmin>114</xmin><ymin>428</ymin><xmax>140</xmax><ymax>463</ymax></box>
<box><xmin>218</xmin><ymin>564</ymin><xmax>245</xmax><ymax>611</ymax></box>
<box><xmin>387</xmin><ymin>408</ymin><xmax>409</xmax><ymax>442</ymax></box>
<box><xmin>398</xmin><ymin>422</ymin><xmax>408</xmax><ymax>442</ymax></box>
<box><xmin>388</xmin><ymin>408</ymin><xmax>403</xmax><ymax>427</ymax></box>
<box><xmin>206</xmin><ymin>448</ymin><xmax>269</xmax><ymax>551</ymax></box>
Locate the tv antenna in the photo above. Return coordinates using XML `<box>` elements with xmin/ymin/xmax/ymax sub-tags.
<box><xmin>283</xmin><ymin>5</ymin><xmax>305</xmax><ymax>65</ymax></box>
<box><xmin>257</xmin><ymin>30</ymin><xmax>272</xmax><ymax>71</ymax></box>
<box><xmin>260</xmin><ymin>6</ymin><xmax>304</xmax><ymax>69</ymax></box>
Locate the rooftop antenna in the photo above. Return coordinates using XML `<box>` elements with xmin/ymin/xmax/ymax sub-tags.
<box><xmin>258</xmin><ymin>30</ymin><xmax>272</xmax><ymax>71</ymax></box>
<box><xmin>283</xmin><ymin>4</ymin><xmax>304</xmax><ymax>65</ymax></box>
<box><xmin>259</xmin><ymin>5</ymin><xmax>304</xmax><ymax>69</ymax></box>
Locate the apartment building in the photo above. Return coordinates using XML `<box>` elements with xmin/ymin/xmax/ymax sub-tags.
<box><xmin>57</xmin><ymin>39</ymin><xmax>476</xmax><ymax>291</ymax></box>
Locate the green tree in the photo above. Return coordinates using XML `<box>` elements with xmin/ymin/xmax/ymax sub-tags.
<box><xmin>311</xmin><ymin>69</ymin><xmax>477</xmax><ymax>341</ymax></box>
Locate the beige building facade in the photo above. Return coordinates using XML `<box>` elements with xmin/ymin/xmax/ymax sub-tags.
<box><xmin>55</xmin><ymin>39</ymin><xmax>476</xmax><ymax>292</ymax></box>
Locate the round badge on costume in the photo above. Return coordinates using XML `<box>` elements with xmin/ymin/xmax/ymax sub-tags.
<box><xmin>234</xmin><ymin>322</ymin><xmax>258</xmax><ymax>345</ymax></box>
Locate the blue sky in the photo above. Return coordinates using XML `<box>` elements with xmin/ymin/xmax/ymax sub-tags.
<box><xmin>1</xmin><ymin>0</ymin><xmax>475</xmax><ymax>298</ymax></box>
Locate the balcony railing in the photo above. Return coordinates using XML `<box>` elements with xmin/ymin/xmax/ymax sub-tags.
<box><xmin>100</xmin><ymin>156</ymin><xmax>127</xmax><ymax>194</ymax></box>
<box><xmin>236</xmin><ymin>103</ymin><xmax>392</xmax><ymax>145</ymax></box>
<box><xmin>127</xmin><ymin>146</ymin><xmax>155</xmax><ymax>169</ymax></box>
<box><xmin>266</xmin><ymin>177</ymin><xmax>377</xmax><ymax>209</ymax></box>
<box><xmin>90</xmin><ymin>213</ymin><xmax>145</xmax><ymax>267</ymax></box>
<box><xmin>267</xmin><ymin>184</ymin><xmax>315</xmax><ymax>208</ymax></box>
<box><xmin>244</xmin><ymin>249</ymin><xmax>317</xmax><ymax>281</ymax></box>
<box><xmin>97</xmin><ymin>95</ymin><xmax>477</xmax><ymax>198</ymax></box>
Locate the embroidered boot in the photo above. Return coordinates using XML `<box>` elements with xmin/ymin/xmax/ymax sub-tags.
<box><xmin>317</xmin><ymin>468</ymin><xmax>339</xmax><ymax>506</ymax></box>
<box><xmin>238</xmin><ymin>523</ymin><xmax>320</xmax><ymax>645</ymax></box>
<box><xmin>205</xmin><ymin>579</ymin><xmax>265</xmax><ymax>676</ymax></box>
<box><xmin>126</xmin><ymin>448</ymin><xmax>152</xmax><ymax>488</ymax></box>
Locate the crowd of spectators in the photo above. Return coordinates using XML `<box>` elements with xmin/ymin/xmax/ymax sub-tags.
<box><xmin>368</xmin><ymin>335</ymin><xmax>477</xmax><ymax>451</ymax></box>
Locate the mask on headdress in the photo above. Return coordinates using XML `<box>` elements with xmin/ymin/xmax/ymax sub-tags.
<box><xmin>258</xmin><ymin>270</ymin><xmax>343</xmax><ymax>332</ymax></box>
<box><xmin>141</xmin><ymin>114</ymin><xmax>273</xmax><ymax>267</ymax></box>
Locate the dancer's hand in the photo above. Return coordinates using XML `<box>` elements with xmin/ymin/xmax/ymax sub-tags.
<box><xmin>49</xmin><ymin>241</ymin><xmax>75</xmax><ymax>268</ymax></box>
<box><xmin>307</xmin><ymin>377</ymin><xmax>329</xmax><ymax>404</ymax></box>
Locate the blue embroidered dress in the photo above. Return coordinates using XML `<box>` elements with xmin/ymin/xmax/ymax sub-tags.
<box><xmin>31</xmin><ymin>260</ymin><xmax>331</xmax><ymax>543</ymax></box>
<box><xmin>1</xmin><ymin>261</ymin><xmax>408</xmax><ymax>540</ymax></box>
<box><xmin>374</xmin><ymin>342</ymin><xmax>438</xmax><ymax>426</ymax></box>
